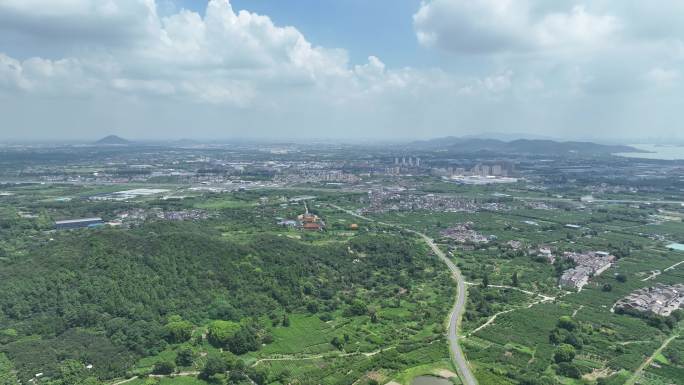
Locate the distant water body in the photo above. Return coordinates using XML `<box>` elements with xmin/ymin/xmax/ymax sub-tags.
<box><xmin>614</xmin><ymin>144</ymin><xmax>684</xmax><ymax>160</ymax></box>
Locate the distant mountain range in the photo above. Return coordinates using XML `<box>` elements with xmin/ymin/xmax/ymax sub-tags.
<box><xmin>88</xmin><ymin>135</ymin><xmax>643</xmax><ymax>155</ymax></box>
<box><xmin>410</xmin><ymin>137</ymin><xmax>642</xmax><ymax>155</ymax></box>
<box><xmin>460</xmin><ymin>132</ymin><xmax>558</xmax><ymax>141</ymax></box>
<box><xmin>95</xmin><ymin>135</ymin><xmax>131</xmax><ymax>145</ymax></box>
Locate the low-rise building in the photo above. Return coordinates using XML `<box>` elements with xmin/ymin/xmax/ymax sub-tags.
<box><xmin>302</xmin><ymin>222</ymin><xmax>323</xmax><ymax>231</ymax></box>
<box><xmin>55</xmin><ymin>217</ymin><xmax>104</xmax><ymax>230</ymax></box>
<box><xmin>536</xmin><ymin>246</ymin><xmax>556</xmax><ymax>264</ymax></box>
<box><xmin>560</xmin><ymin>267</ymin><xmax>591</xmax><ymax>291</ymax></box>
<box><xmin>559</xmin><ymin>251</ymin><xmax>616</xmax><ymax>291</ymax></box>
<box><xmin>441</xmin><ymin>222</ymin><xmax>490</xmax><ymax>243</ymax></box>
<box><xmin>277</xmin><ymin>219</ymin><xmax>298</xmax><ymax>227</ymax></box>
<box><xmin>296</xmin><ymin>208</ymin><xmax>325</xmax><ymax>231</ymax></box>
<box><xmin>616</xmin><ymin>284</ymin><xmax>684</xmax><ymax>316</ymax></box>
<box><xmin>507</xmin><ymin>240</ymin><xmax>523</xmax><ymax>250</ymax></box>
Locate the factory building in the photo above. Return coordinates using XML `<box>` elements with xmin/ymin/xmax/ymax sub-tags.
<box><xmin>55</xmin><ymin>217</ymin><xmax>104</xmax><ymax>230</ymax></box>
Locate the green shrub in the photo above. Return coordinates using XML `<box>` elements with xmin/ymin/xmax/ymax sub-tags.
<box><xmin>152</xmin><ymin>360</ymin><xmax>175</xmax><ymax>375</ymax></box>
<box><xmin>553</xmin><ymin>344</ymin><xmax>576</xmax><ymax>363</ymax></box>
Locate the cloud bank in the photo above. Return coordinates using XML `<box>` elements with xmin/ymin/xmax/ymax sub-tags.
<box><xmin>0</xmin><ymin>0</ymin><xmax>683</xmax><ymax>141</ymax></box>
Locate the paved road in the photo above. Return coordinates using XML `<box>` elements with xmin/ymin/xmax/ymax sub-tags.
<box><xmin>420</xmin><ymin>235</ymin><xmax>478</xmax><ymax>385</ymax></box>
<box><xmin>329</xmin><ymin>204</ymin><xmax>478</xmax><ymax>385</ymax></box>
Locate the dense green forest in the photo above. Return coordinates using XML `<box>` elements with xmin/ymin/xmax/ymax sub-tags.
<box><xmin>0</xmin><ymin>220</ymin><xmax>437</xmax><ymax>383</ymax></box>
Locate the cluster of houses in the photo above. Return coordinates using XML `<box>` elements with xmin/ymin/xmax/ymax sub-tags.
<box><xmin>363</xmin><ymin>189</ymin><xmax>490</xmax><ymax>214</ymax></box>
<box><xmin>616</xmin><ymin>284</ymin><xmax>684</xmax><ymax>316</ymax></box>
<box><xmin>54</xmin><ymin>208</ymin><xmax>213</xmax><ymax>230</ymax></box>
<box><xmin>440</xmin><ymin>222</ymin><xmax>493</xmax><ymax>244</ymax></box>
<box><xmin>108</xmin><ymin>208</ymin><xmax>213</xmax><ymax>226</ymax></box>
<box><xmin>559</xmin><ymin>251</ymin><xmax>616</xmax><ymax>291</ymax></box>
<box><xmin>275</xmin><ymin>170</ymin><xmax>361</xmax><ymax>185</ymax></box>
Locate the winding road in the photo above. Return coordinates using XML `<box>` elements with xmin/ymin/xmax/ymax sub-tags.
<box><xmin>329</xmin><ymin>204</ymin><xmax>478</xmax><ymax>385</ymax></box>
<box><xmin>421</xmin><ymin>235</ymin><xmax>478</xmax><ymax>385</ymax></box>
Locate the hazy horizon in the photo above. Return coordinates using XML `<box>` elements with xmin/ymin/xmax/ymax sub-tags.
<box><xmin>3</xmin><ymin>133</ymin><xmax>684</xmax><ymax>147</ymax></box>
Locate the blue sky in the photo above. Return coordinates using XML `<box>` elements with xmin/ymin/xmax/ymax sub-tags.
<box><xmin>0</xmin><ymin>0</ymin><xmax>683</xmax><ymax>142</ymax></box>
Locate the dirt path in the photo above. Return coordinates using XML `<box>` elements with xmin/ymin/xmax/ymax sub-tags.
<box><xmin>641</xmin><ymin>270</ymin><xmax>661</xmax><ymax>281</ymax></box>
<box><xmin>638</xmin><ymin>260</ymin><xmax>682</xmax><ymax>282</ymax></box>
<box><xmin>572</xmin><ymin>305</ymin><xmax>584</xmax><ymax>318</ymax></box>
<box><xmin>111</xmin><ymin>371</ymin><xmax>200</xmax><ymax>385</ymax></box>
<box><xmin>111</xmin><ymin>377</ymin><xmax>138</xmax><ymax>385</ymax></box>
<box><xmin>624</xmin><ymin>332</ymin><xmax>679</xmax><ymax>385</ymax></box>
<box><xmin>663</xmin><ymin>260</ymin><xmax>684</xmax><ymax>272</ymax></box>
<box><xmin>250</xmin><ymin>348</ymin><xmax>390</xmax><ymax>367</ymax></box>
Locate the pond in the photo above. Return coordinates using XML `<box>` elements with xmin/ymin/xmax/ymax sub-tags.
<box><xmin>666</xmin><ymin>243</ymin><xmax>684</xmax><ymax>251</ymax></box>
<box><xmin>411</xmin><ymin>376</ymin><xmax>453</xmax><ymax>385</ymax></box>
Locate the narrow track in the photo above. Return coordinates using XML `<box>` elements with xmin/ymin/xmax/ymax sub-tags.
<box><xmin>624</xmin><ymin>332</ymin><xmax>679</xmax><ymax>385</ymax></box>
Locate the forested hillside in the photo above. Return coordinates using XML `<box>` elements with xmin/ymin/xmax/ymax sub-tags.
<box><xmin>0</xmin><ymin>221</ymin><xmax>436</xmax><ymax>383</ymax></box>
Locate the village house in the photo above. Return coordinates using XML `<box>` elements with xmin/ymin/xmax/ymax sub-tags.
<box><xmin>616</xmin><ymin>284</ymin><xmax>684</xmax><ymax>316</ymax></box>
<box><xmin>559</xmin><ymin>251</ymin><xmax>616</xmax><ymax>291</ymax></box>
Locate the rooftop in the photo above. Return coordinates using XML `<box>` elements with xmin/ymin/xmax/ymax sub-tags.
<box><xmin>55</xmin><ymin>217</ymin><xmax>103</xmax><ymax>225</ymax></box>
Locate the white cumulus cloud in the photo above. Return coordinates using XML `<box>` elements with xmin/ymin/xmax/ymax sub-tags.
<box><xmin>0</xmin><ymin>0</ymin><xmax>683</xmax><ymax>140</ymax></box>
<box><xmin>0</xmin><ymin>0</ymin><xmax>396</xmax><ymax>106</ymax></box>
<box><xmin>413</xmin><ymin>0</ymin><xmax>620</xmax><ymax>54</ymax></box>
